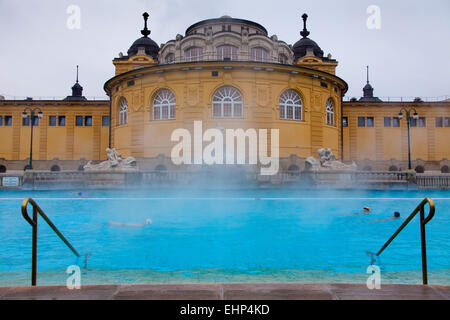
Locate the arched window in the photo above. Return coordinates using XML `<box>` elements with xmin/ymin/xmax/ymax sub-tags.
<box><xmin>415</xmin><ymin>165</ymin><xmax>425</xmax><ymax>173</ymax></box>
<box><xmin>184</xmin><ymin>47</ymin><xmax>203</xmax><ymax>62</ymax></box>
<box><xmin>119</xmin><ymin>98</ymin><xmax>128</xmax><ymax>125</ymax></box>
<box><xmin>212</xmin><ymin>86</ymin><xmax>243</xmax><ymax>118</ymax></box>
<box><xmin>326</xmin><ymin>99</ymin><xmax>335</xmax><ymax>126</ymax></box>
<box><xmin>153</xmin><ymin>89</ymin><xmax>176</xmax><ymax>120</ymax></box>
<box><xmin>279</xmin><ymin>90</ymin><xmax>302</xmax><ymax>121</ymax></box>
<box><xmin>165</xmin><ymin>53</ymin><xmax>175</xmax><ymax>64</ymax></box>
<box><xmin>441</xmin><ymin>165</ymin><xmax>450</xmax><ymax>173</ymax></box>
<box><xmin>216</xmin><ymin>45</ymin><xmax>238</xmax><ymax>61</ymax></box>
<box><xmin>251</xmin><ymin>47</ymin><xmax>269</xmax><ymax>62</ymax></box>
<box><xmin>278</xmin><ymin>54</ymin><xmax>288</xmax><ymax>64</ymax></box>
<box><xmin>50</xmin><ymin>165</ymin><xmax>61</xmax><ymax>172</ymax></box>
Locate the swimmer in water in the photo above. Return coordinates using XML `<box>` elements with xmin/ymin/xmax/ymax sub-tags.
<box><xmin>370</xmin><ymin>212</ymin><xmax>401</xmax><ymax>223</ymax></box>
<box><xmin>108</xmin><ymin>219</ymin><xmax>152</xmax><ymax>227</ymax></box>
<box><xmin>350</xmin><ymin>207</ymin><xmax>371</xmax><ymax>215</ymax></box>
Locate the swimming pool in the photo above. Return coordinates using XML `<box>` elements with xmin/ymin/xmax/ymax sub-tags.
<box><xmin>0</xmin><ymin>188</ymin><xmax>449</xmax><ymax>286</ymax></box>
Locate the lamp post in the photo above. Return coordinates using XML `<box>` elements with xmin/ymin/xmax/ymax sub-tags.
<box><xmin>398</xmin><ymin>107</ymin><xmax>418</xmax><ymax>170</ymax></box>
<box><xmin>22</xmin><ymin>107</ymin><xmax>43</xmax><ymax>170</ymax></box>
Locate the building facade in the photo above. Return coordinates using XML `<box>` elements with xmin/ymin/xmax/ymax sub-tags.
<box><xmin>0</xmin><ymin>13</ymin><xmax>449</xmax><ymax>173</ymax></box>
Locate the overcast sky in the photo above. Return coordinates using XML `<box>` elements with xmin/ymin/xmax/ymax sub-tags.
<box><xmin>0</xmin><ymin>0</ymin><xmax>449</xmax><ymax>100</ymax></box>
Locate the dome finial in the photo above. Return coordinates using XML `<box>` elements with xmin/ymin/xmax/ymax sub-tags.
<box><xmin>76</xmin><ymin>65</ymin><xmax>79</xmax><ymax>83</ymax></box>
<box><xmin>366</xmin><ymin>65</ymin><xmax>370</xmax><ymax>84</ymax></box>
<box><xmin>300</xmin><ymin>13</ymin><xmax>310</xmax><ymax>38</ymax></box>
<box><xmin>141</xmin><ymin>12</ymin><xmax>151</xmax><ymax>37</ymax></box>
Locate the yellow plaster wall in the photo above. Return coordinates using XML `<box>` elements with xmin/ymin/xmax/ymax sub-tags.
<box><xmin>109</xmin><ymin>62</ymin><xmax>344</xmax><ymax>161</ymax></box>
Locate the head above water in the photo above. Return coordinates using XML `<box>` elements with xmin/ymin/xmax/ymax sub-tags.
<box><xmin>394</xmin><ymin>212</ymin><xmax>400</xmax><ymax>218</ymax></box>
<box><xmin>145</xmin><ymin>219</ymin><xmax>152</xmax><ymax>225</ymax></box>
<box><xmin>363</xmin><ymin>207</ymin><xmax>370</xmax><ymax>213</ymax></box>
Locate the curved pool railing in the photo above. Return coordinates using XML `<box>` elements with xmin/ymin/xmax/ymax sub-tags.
<box><xmin>21</xmin><ymin>198</ymin><xmax>81</xmax><ymax>286</ymax></box>
<box><xmin>374</xmin><ymin>198</ymin><xmax>435</xmax><ymax>285</ymax></box>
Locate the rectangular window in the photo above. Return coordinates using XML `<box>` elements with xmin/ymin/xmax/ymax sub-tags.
<box><xmin>410</xmin><ymin>117</ymin><xmax>417</xmax><ymax>127</ymax></box>
<box><xmin>358</xmin><ymin>117</ymin><xmax>365</xmax><ymax>127</ymax></box>
<box><xmin>58</xmin><ymin>116</ymin><xmax>66</xmax><ymax>126</ymax></box>
<box><xmin>445</xmin><ymin>117</ymin><xmax>450</xmax><ymax>127</ymax></box>
<box><xmin>49</xmin><ymin>116</ymin><xmax>57</xmax><ymax>126</ymax></box>
<box><xmin>367</xmin><ymin>117</ymin><xmax>374</xmax><ymax>127</ymax></box>
<box><xmin>76</xmin><ymin>116</ymin><xmax>83</xmax><ymax>126</ymax></box>
<box><xmin>84</xmin><ymin>116</ymin><xmax>92</xmax><ymax>126</ymax></box>
<box><xmin>23</xmin><ymin>116</ymin><xmax>30</xmax><ymax>126</ymax></box>
<box><xmin>392</xmin><ymin>117</ymin><xmax>400</xmax><ymax>127</ymax></box>
<box><xmin>102</xmin><ymin>116</ymin><xmax>110</xmax><ymax>126</ymax></box>
<box><xmin>0</xmin><ymin>115</ymin><xmax>2</xmax><ymax>126</ymax></box>
<box><xmin>342</xmin><ymin>117</ymin><xmax>348</xmax><ymax>127</ymax></box>
<box><xmin>33</xmin><ymin>116</ymin><xmax>39</xmax><ymax>126</ymax></box>
<box><xmin>5</xmin><ymin>116</ymin><xmax>12</xmax><ymax>126</ymax></box>
<box><xmin>419</xmin><ymin>117</ymin><xmax>426</xmax><ymax>127</ymax></box>
<box><xmin>436</xmin><ymin>117</ymin><xmax>443</xmax><ymax>127</ymax></box>
<box><xmin>384</xmin><ymin>117</ymin><xmax>391</xmax><ymax>127</ymax></box>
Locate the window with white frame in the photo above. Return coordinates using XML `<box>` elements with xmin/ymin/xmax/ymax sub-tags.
<box><xmin>251</xmin><ymin>47</ymin><xmax>269</xmax><ymax>62</ymax></box>
<box><xmin>279</xmin><ymin>90</ymin><xmax>302</xmax><ymax>120</ymax></box>
<box><xmin>216</xmin><ymin>45</ymin><xmax>238</xmax><ymax>61</ymax></box>
<box><xmin>153</xmin><ymin>89</ymin><xmax>176</xmax><ymax>120</ymax></box>
<box><xmin>326</xmin><ymin>98</ymin><xmax>335</xmax><ymax>126</ymax></box>
<box><xmin>119</xmin><ymin>98</ymin><xmax>128</xmax><ymax>125</ymax></box>
<box><xmin>212</xmin><ymin>86</ymin><xmax>243</xmax><ymax>118</ymax></box>
<box><xmin>184</xmin><ymin>47</ymin><xmax>203</xmax><ymax>62</ymax></box>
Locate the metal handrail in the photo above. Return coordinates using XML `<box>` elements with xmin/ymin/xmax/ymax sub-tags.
<box><xmin>21</xmin><ymin>198</ymin><xmax>81</xmax><ymax>286</ymax></box>
<box><xmin>374</xmin><ymin>198</ymin><xmax>435</xmax><ymax>285</ymax></box>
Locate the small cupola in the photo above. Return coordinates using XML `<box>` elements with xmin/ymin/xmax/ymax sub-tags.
<box><xmin>64</xmin><ymin>65</ymin><xmax>87</xmax><ymax>101</ymax></box>
<box><xmin>359</xmin><ymin>66</ymin><xmax>382</xmax><ymax>102</ymax></box>
<box><xmin>127</xmin><ymin>12</ymin><xmax>159</xmax><ymax>60</ymax></box>
<box><xmin>293</xmin><ymin>14</ymin><xmax>324</xmax><ymax>61</ymax></box>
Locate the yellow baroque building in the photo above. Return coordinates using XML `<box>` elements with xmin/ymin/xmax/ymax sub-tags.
<box><xmin>0</xmin><ymin>13</ymin><xmax>449</xmax><ymax>173</ymax></box>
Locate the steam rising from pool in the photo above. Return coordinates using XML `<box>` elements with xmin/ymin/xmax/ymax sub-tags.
<box><xmin>0</xmin><ymin>188</ymin><xmax>449</xmax><ymax>286</ymax></box>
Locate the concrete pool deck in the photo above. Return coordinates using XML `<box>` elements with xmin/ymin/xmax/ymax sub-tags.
<box><xmin>0</xmin><ymin>283</ymin><xmax>449</xmax><ymax>300</ymax></box>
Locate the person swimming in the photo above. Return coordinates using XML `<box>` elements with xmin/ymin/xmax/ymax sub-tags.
<box><xmin>350</xmin><ymin>207</ymin><xmax>371</xmax><ymax>215</ymax></box>
<box><xmin>108</xmin><ymin>219</ymin><xmax>152</xmax><ymax>227</ymax></box>
<box><xmin>370</xmin><ymin>212</ymin><xmax>401</xmax><ymax>223</ymax></box>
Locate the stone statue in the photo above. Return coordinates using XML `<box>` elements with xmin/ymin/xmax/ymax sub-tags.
<box><xmin>305</xmin><ymin>157</ymin><xmax>320</xmax><ymax>171</ymax></box>
<box><xmin>306</xmin><ymin>148</ymin><xmax>357</xmax><ymax>171</ymax></box>
<box><xmin>84</xmin><ymin>148</ymin><xmax>137</xmax><ymax>171</ymax></box>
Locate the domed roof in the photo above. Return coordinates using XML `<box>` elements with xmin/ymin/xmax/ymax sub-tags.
<box><xmin>293</xmin><ymin>37</ymin><xmax>324</xmax><ymax>59</ymax></box>
<box><xmin>128</xmin><ymin>36</ymin><xmax>159</xmax><ymax>59</ymax></box>
<box><xmin>127</xmin><ymin>12</ymin><xmax>159</xmax><ymax>60</ymax></box>
<box><xmin>293</xmin><ymin>14</ymin><xmax>324</xmax><ymax>61</ymax></box>
<box><xmin>185</xmin><ymin>15</ymin><xmax>268</xmax><ymax>36</ymax></box>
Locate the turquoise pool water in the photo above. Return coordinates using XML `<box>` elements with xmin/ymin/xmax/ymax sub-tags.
<box><xmin>0</xmin><ymin>189</ymin><xmax>449</xmax><ymax>286</ymax></box>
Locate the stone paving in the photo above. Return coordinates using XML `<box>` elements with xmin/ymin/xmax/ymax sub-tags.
<box><xmin>0</xmin><ymin>283</ymin><xmax>449</xmax><ymax>300</ymax></box>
